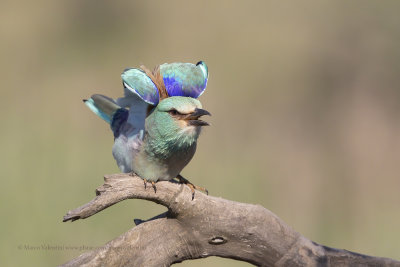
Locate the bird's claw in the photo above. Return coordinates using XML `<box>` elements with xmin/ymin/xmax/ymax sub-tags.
<box><xmin>177</xmin><ymin>175</ymin><xmax>208</xmax><ymax>200</ymax></box>
<box><xmin>143</xmin><ymin>178</ymin><xmax>156</xmax><ymax>193</ymax></box>
<box><xmin>151</xmin><ymin>181</ymin><xmax>157</xmax><ymax>193</ymax></box>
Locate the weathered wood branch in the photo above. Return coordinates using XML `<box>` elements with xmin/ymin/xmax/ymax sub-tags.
<box><xmin>61</xmin><ymin>174</ymin><xmax>400</xmax><ymax>266</ymax></box>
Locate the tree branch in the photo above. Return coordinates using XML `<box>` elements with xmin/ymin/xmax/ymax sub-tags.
<box><xmin>61</xmin><ymin>174</ymin><xmax>400</xmax><ymax>266</ymax></box>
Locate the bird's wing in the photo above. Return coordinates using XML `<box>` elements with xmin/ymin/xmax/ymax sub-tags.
<box><xmin>113</xmin><ymin>93</ymin><xmax>148</xmax><ymax>173</ymax></box>
<box><xmin>115</xmin><ymin>72</ymin><xmax>152</xmax><ymax>171</ymax></box>
<box><xmin>121</xmin><ymin>68</ymin><xmax>160</xmax><ymax>106</ymax></box>
<box><xmin>121</xmin><ymin>62</ymin><xmax>209</xmax><ymax>106</ymax></box>
<box><xmin>160</xmin><ymin>61</ymin><xmax>208</xmax><ymax>98</ymax></box>
<box><xmin>115</xmin><ymin>93</ymin><xmax>147</xmax><ymax>138</ymax></box>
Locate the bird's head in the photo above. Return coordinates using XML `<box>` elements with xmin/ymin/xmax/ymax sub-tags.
<box><xmin>146</xmin><ymin>96</ymin><xmax>211</xmax><ymax>140</ymax></box>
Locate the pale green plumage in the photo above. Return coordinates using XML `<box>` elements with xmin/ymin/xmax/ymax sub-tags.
<box><xmin>133</xmin><ymin>97</ymin><xmax>204</xmax><ymax>181</ymax></box>
<box><xmin>148</xmin><ymin>97</ymin><xmax>202</xmax><ymax>144</ymax></box>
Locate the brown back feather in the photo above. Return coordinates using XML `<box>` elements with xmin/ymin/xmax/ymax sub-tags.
<box><xmin>140</xmin><ymin>65</ymin><xmax>169</xmax><ymax>101</ymax></box>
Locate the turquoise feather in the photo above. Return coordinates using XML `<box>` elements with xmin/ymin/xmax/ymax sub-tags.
<box><xmin>121</xmin><ymin>68</ymin><xmax>159</xmax><ymax>105</ymax></box>
<box><xmin>84</xmin><ymin>95</ymin><xmax>122</xmax><ymax>124</ymax></box>
<box><xmin>160</xmin><ymin>61</ymin><xmax>208</xmax><ymax>99</ymax></box>
<box><xmin>84</xmin><ymin>94</ymin><xmax>129</xmax><ymax>138</ymax></box>
<box><xmin>84</xmin><ymin>98</ymin><xmax>111</xmax><ymax>123</ymax></box>
<box><xmin>121</xmin><ymin>61</ymin><xmax>208</xmax><ymax>105</ymax></box>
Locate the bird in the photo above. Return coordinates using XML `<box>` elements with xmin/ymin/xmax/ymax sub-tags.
<box><xmin>84</xmin><ymin>61</ymin><xmax>210</xmax><ymax>199</ymax></box>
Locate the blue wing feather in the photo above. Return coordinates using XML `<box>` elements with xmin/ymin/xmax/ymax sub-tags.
<box><xmin>121</xmin><ymin>61</ymin><xmax>209</xmax><ymax>106</ymax></box>
<box><xmin>160</xmin><ymin>61</ymin><xmax>208</xmax><ymax>99</ymax></box>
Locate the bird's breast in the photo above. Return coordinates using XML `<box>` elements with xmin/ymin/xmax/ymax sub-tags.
<box><xmin>132</xmin><ymin>141</ymin><xmax>197</xmax><ymax>182</ymax></box>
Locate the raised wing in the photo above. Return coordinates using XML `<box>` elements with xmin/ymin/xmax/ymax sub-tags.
<box><xmin>160</xmin><ymin>61</ymin><xmax>208</xmax><ymax>99</ymax></box>
<box><xmin>121</xmin><ymin>68</ymin><xmax>159</xmax><ymax>105</ymax></box>
<box><xmin>121</xmin><ymin>61</ymin><xmax>208</xmax><ymax>106</ymax></box>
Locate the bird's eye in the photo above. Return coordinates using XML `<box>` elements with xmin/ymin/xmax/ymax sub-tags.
<box><xmin>168</xmin><ymin>109</ymin><xmax>179</xmax><ymax>116</ymax></box>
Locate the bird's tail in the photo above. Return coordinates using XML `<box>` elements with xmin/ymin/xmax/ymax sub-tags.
<box><xmin>83</xmin><ymin>94</ymin><xmax>122</xmax><ymax>124</ymax></box>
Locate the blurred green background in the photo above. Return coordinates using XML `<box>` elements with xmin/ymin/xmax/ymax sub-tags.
<box><xmin>1</xmin><ymin>0</ymin><xmax>400</xmax><ymax>266</ymax></box>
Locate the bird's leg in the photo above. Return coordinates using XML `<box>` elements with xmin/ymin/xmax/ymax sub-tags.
<box><xmin>151</xmin><ymin>181</ymin><xmax>157</xmax><ymax>193</ymax></box>
<box><xmin>131</xmin><ymin>171</ymin><xmax>148</xmax><ymax>189</ymax></box>
<box><xmin>142</xmin><ymin>178</ymin><xmax>156</xmax><ymax>193</ymax></box>
<box><xmin>176</xmin><ymin>174</ymin><xmax>208</xmax><ymax>200</ymax></box>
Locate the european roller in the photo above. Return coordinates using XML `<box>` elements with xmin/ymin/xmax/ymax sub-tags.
<box><xmin>84</xmin><ymin>61</ymin><xmax>210</xmax><ymax>199</ymax></box>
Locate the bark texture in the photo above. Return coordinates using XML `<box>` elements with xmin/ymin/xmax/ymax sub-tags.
<box><xmin>61</xmin><ymin>174</ymin><xmax>400</xmax><ymax>267</ymax></box>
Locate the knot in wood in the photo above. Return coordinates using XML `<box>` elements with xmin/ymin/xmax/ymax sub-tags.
<box><xmin>208</xmin><ymin>236</ymin><xmax>227</xmax><ymax>245</ymax></box>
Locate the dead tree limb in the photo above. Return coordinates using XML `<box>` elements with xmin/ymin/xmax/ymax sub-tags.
<box><xmin>61</xmin><ymin>174</ymin><xmax>400</xmax><ymax>267</ymax></box>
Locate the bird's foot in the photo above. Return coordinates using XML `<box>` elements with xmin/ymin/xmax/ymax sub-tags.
<box><xmin>177</xmin><ymin>174</ymin><xmax>208</xmax><ymax>200</ymax></box>
<box><xmin>143</xmin><ymin>178</ymin><xmax>157</xmax><ymax>193</ymax></box>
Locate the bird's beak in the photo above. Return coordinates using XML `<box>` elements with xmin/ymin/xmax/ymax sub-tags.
<box><xmin>185</xmin><ymin>108</ymin><xmax>211</xmax><ymax>126</ymax></box>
